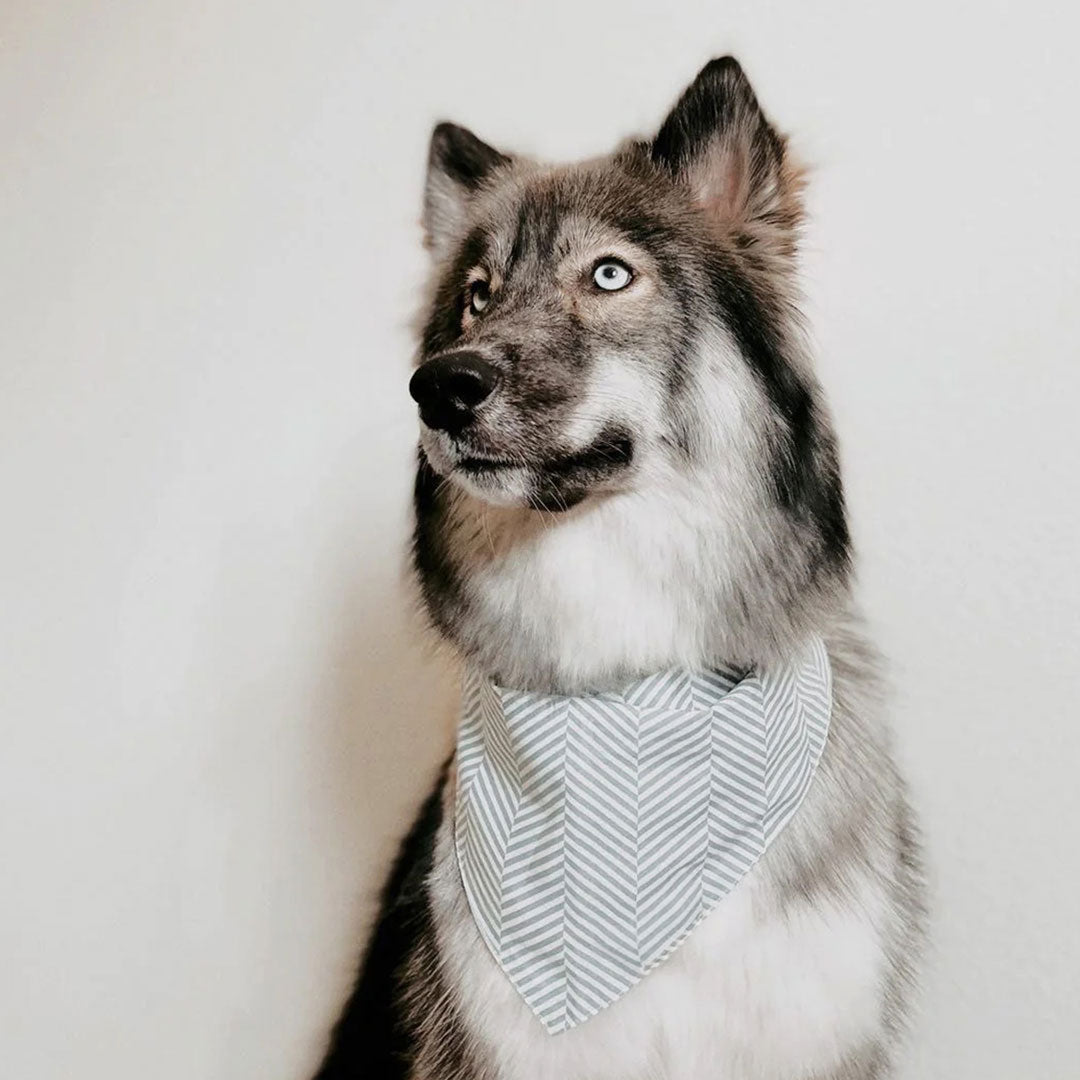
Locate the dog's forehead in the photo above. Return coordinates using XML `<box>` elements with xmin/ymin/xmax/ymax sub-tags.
<box><xmin>474</xmin><ymin>159</ymin><xmax>668</xmax><ymax>268</ymax></box>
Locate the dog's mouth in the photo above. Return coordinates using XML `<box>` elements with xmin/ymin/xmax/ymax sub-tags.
<box><xmin>422</xmin><ymin>426</ymin><xmax>636</xmax><ymax>512</ymax></box>
<box><xmin>456</xmin><ymin>455</ymin><xmax>523</xmax><ymax>474</ymax></box>
<box><xmin>456</xmin><ymin>429</ymin><xmax>633</xmax><ymax>479</ymax></box>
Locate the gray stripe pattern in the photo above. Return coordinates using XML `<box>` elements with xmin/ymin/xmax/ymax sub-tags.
<box><xmin>454</xmin><ymin>637</ymin><xmax>832</xmax><ymax>1034</ymax></box>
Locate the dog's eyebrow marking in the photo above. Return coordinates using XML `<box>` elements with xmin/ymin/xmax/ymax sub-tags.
<box><xmin>457</xmin><ymin>225</ymin><xmax>491</xmax><ymax>275</ymax></box>
<box><xmin>604</xmin><ymin>208</ymin><xmax>677</xmax><ymax>251</ymax></box>
<box><xmin>508</xmin><ymin>188</ymin><xmax>560</xmax><ymax>273</ymax></box>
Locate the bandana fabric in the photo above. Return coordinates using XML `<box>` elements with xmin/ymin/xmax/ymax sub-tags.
<box><xmin>454</xmin><ymin>637</ymin><xmax>832</xmax><ymax>1035</ymax></box>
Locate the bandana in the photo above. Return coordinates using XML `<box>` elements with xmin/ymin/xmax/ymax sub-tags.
<box><xmin>454</xmin><ymin>637</ymin><xmax>832</xmax><ymax>1035</ymax></box>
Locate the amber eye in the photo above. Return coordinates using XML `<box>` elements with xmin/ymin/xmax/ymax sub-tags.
<box><xmin>593</xmin><ymin>260</ymin><xmax>633</xmax><ymax>291</ymax></box>
<box><xmin>468</xmin><ymin>280</ymin><xmax>491</xmax><ymax>315</ymax></box>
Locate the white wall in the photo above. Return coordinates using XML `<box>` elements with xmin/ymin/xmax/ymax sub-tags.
<box><xmin>2</xmin><ymin>2</ymin><xmax>1078</xmax><ymax>1077</ymax></box>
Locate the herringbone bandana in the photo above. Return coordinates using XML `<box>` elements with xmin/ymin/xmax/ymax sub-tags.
<box><xmin>454</xmin><ymin>636</ymin><xmax>832</xmax><ymax>1034</ymax></box>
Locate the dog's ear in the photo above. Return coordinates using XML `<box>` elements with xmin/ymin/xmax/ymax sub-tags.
<box><xmin>651</xmin><ymin>58</ymin><xmax>804</xmax><ymax>252</ymax></box>
<box><xmin>423</xmin><ymin>123</ymin><xmax>510</xmax><ymax>261</ymax></box>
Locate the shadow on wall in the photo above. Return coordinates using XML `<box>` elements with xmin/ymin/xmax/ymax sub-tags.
<box><xmin>204</xmin><ymin>541</ymin><xmax>456</xmax><ymax>1080</ymax></box>
<box><xmin>330</xmin><ymin>571</ymin><xmax>455</xmax><ymax>871</ymax></box>
<box><xmin>304</xmin><ymin>570</ymin><xmax>456</xmax><ymax>1072</ymax></box>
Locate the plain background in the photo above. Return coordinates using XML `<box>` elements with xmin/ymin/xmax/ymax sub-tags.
<box><xmin>2</xmin><ymin>1</ymin><xmax>1078</xmax><ymax>1077</ymax></box>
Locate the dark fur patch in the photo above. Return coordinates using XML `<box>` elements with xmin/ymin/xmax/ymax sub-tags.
<box><xmin>508</xmin><ymin>184</ymin><xmax>560</xmax><ymax>269</ymax></box>
<box><xmin>411</xmin><ymin>451</ymin><xmax>466</xmax><ymax>638</ymax></box>
<box><xmin>548</xmin><ymin>425</ymin><xmax>634</xmax><ymax>477</ymax></box>
<box><xmin>705</xmin><ymin>257</ymin><xmax>851</xmax><ymax>575</ymax></box>
<box><xmin>529</xmin><ymin>424</ymin><xmax>635</xmax><ymax>512</ymax></box>
<box><xmin>421</xmin><ymin>226</ymin><xmax>490</xmax><ymax>356</ymax></box>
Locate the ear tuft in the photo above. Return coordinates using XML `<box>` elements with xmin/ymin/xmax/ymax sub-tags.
<box><xmin>651</xmin><ymin>58</ymin><xmax>803</xmax><ymax>251</ymax></box>
<box><xmin>423</xmin><ymin>123</ymin><xmax>510</xmax><ymax>260</ymax></box>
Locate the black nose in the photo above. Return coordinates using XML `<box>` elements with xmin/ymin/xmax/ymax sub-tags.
<box><xmin>409</xmin><ymin>352</ymin><xmax>500</xmax><ymax>434</ymax></box>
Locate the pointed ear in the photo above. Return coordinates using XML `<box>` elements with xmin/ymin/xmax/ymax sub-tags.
<box><xmin>423</xmin><ymin>122</ymin><xmax>510</xmax><ymax>260</ymax></box>
<box><xmin>651</xmin><ymin>58</ymin><xmax>803</xmax><ymax>250</ymax></box>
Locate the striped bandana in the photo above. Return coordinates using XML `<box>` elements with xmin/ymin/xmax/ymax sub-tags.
<box><xmin>454</xmin><ymin>637</ymin><xmax>832</xmax><ymax>1034</ymax></box>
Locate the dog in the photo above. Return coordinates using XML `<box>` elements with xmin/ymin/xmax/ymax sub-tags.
<box><xmin>314</xmin><ymin>56</ymin><xmax>926</xmax><ymax>1080</ymax></box>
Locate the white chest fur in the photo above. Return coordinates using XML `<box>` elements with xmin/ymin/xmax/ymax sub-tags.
<box><xmin>453</xmin><ymin>456</ymin><xmax>783</xmax><ymax>694</ymax></box>
<box><xmin>426</xmin><ymin>769</ymin><xmax>889</xmax><ymax>1080</ymax></box>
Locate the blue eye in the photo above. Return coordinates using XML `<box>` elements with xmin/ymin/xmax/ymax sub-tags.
<box><xmin>593</xmin><ymin>260</ymin><xmax>633</xmax><ymax>291</ymax></box>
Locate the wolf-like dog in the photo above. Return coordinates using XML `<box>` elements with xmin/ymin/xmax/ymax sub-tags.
<box><xmin>314</xmin><ymin>57</ymin><xmax>925</xmax><ymax>1080</ymax></box>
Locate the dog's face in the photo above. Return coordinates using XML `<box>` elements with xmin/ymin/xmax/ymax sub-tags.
<box><xmin>415</xmin><ymin>155</ymin><xmax>699</xmax><ymax>512</ymax></box>
<box><xmin>408</xmin><ymin>58</ymin><xmax>850</xmax><ymax>685</ymax></box>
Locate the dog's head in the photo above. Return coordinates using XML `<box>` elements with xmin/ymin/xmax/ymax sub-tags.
<box><xmin>408</xmin><ymin>59</ymin><xmax>851</xmax><ymax>686</ymax></box>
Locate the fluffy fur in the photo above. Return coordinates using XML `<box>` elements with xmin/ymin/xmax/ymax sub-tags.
<box><xmin>314</xmin><ymin>57</ymin><xmax>925</xmax><ymax>1080</ymax></box>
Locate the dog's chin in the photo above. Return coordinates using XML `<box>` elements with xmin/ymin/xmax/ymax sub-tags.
<box><xmin>418</xmin><ymin>434</ymin><xmax>530</xmax><ymax>506</ymax></box>
<box><xmin>450</xmin><ymin>459</ymin><xmax>536</xmax><ymax>507</ymax></box>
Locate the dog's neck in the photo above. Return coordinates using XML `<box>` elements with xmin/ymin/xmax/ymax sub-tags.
<box><xmin>415</xmin><ymin>457</ymin><xmax>848</xmax><ymax>694</ymax></box>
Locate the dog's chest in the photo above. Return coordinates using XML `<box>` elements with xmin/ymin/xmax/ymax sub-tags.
<box><xmin>424</xmin><ymin>777</ymin><xmax>888</xmax><ymax>1080</ymax></box>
